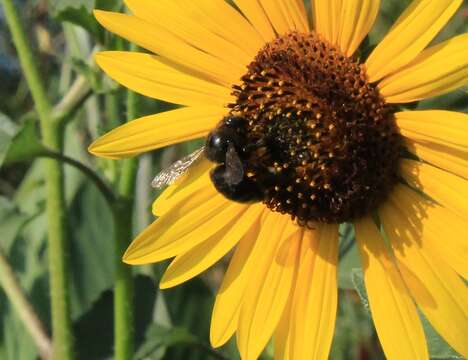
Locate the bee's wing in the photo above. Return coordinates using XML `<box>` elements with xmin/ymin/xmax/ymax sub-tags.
<box><xmin>224</xmin><ymin>143</ymin><xmax>244</xmax><ymax>186</ymax></box>
<box><xmin>151</xmin><ymin>146</ymin><xmax>205</xmax><ymax>189</ymax></box>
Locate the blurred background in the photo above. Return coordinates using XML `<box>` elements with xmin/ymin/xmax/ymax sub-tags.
<box><xmin>0</xmin><ymin>0</ymin><xmax>467</xmax><ymax>359</ymax></box>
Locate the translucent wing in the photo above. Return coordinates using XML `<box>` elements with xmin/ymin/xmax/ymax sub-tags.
<box><xmin>224</xmin><ymin>143</ymin><xmax>244</xmax><ymax>186</ymax></box>
<box><xmin>151</xmin><ymin>147</ymin><xmax>205</xmax><ymax>189</ymax></box>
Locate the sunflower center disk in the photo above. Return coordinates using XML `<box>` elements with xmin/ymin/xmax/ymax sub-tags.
<box><xmin>228</xmin><ymin>32</ymin><xmax>402</xmax><ymax>225</ymax></box>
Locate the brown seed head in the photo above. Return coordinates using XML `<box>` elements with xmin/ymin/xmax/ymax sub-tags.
<box><xmin>228</xmin><ymin>32</ymin><xmax>402</xmax><ymax>224</ymax></box>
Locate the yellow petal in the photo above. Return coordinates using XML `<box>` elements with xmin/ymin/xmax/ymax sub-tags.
<box><xmin>233</xmin><ymin>0</ymin><xmax>276</xmax><ymax>42</ymax></box>
<box><xmin>210</xmin><ymin>213</ymin><xmax>265</xmax><ymax>348</ymax></box>
<box><xmin>123</xmin><ymin>0</ymin><xmax>252</xmax><ymax>68</ymax></box>
<box><xmin>355</xmin><ymin>216</ymin><xmax>429</xmax><ymax>360</ymax></box>
<box><xmin>88</xmin><ymin>107</ymin><xmax>226</xmax><ymax>159</ymax></box>
<box><xmin>94</xmin><ymin>10</ymin><xmax>238</xmax><ymax>86</ymax></box>
<box><xmin>274</xmin><ymin>289</ymin><xmax>295</xmax><ymax>360</ymax></box>
<box><xmin>237</xmin><ymin>214</ymin><xmax>301</xmax><ymax>360</ymax></box>
<box><xmin>95</xmin><ymin>52</ymin><xmax>233</xmax><ymax>107</ymax></box>
<box><xmin>152</xmin><ymin>160</ymin><xmax>213</xmax><ymax>216</ymax></box>
<box><xmin>405</xmin><ymin>139</ymin><xmax>468</xmax><ymax>180</ymax></box>
<box><xmin>160</xmin><ymin>204</ymin><xmax>264</xmax><ymax>289</ymax></box>
<box><xmin>400</xmin><ymin>159</ymin><xmax>468</xmax><ymax>220</ymax></box>
<box><xmin>123</xmin><ymin>189</ymin><xmax>237</xmax><ymax>264</ymax></box>
<box><xmin>336</xmin><ymin>0</ymin><xmax>381</xmax><ymax>56</ymax></box>
<box><xmin>173</xmin><ymin>0</ymin><xmax>265</xmax><ymax>57</ymax></box>
<box><xmin>380</xmin><ymin>198</ymin><xmax>468</xmax><ymax>358</ymax></box>
<box><xmin>389</xmin><ymin>185</ymin><xmax>468</xmax><ymax>279</ymax></box>
<box><xmin>284</xmin><ymin>0</ymin><xmax>309</xmax><ymax>33</ymax></box>
<box><xmin>380</xmin><ymin>34</ymin><xmax>468</xmax><ymax>103</ymax></box>
<box><xmin>290</xmin><ymin>224</ymin><xmax>339</xmax><ymax>360</ymax></box>
<box><xmin>366</xmin><ymin>0</ymin><xmax>462</xmax><ymax>82</ymax></box>
<box><xmin>312</xmin><ymin>0</ymin><xmax>342</xmax><ymax>45</ymax></box>
<box><xmin>258</xmin><ymin>0</ymin><xmax>292</xmax><ymax>36</ymax></box>
<box><xmin>396</xmin><ymin>110</ymin><xmax>468</xmax><ymax>152</ymax></box>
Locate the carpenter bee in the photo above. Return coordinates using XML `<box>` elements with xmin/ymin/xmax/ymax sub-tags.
<box><xmin>152</xmin><ymin>116</ymin><xmax>264</xmax><ymax>203</ymax></box>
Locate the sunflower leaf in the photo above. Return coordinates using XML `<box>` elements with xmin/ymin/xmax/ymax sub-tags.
<box><xmin>134</xmin><ymin>325</ymin><xmax>198</xmax><ymax>360</ymax></box>
<box><xmin>0</xmin><ymin>113</ymin><xmax>18</xmax><ymax>168</ymax></box>
<box><xmin>338</xmin><ymin>223</ymin><xmax>360</xmax><ymax>289</ymax></box>
<box><xmin>73</xmin><ymin>275</ymin><xmax>157</xmax><ymax>360</ymax></box>
<box><xmin>2</xmin><ymin>118</ymin><xmax>49</xmax><ymax>166</ymax></box>
<box><xmin>55</xmin><ymin>6</ymin><xmax>102</xmax><ymax>41</ymax></box>
<box><xmin>51</xmin><ymin>0</ymin><xmax>120</xmax><ymax>42</ymax></box>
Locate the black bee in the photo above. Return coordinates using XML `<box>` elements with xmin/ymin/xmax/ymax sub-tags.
<box><xmin>205</xmin><ymin>116</ymin><xmax>263</xmax><ymax>203</ymax></box>
<box><xmin>151</xmin><ymin>116</ymin><xmax>264</xmax><ymax>203</ymax></box>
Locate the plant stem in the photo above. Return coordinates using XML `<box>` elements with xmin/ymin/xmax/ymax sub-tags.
<box><xmin>112</xmin><ymin>45</ymin><xmax>139</xmax><ymax>360</ymax></box>
<box><xmin>105</xmin><ymin>93</ymin><xmax>121</xmax><ymax>182</ymax></box>
<box><xmin>112</xmin><ymin>203</ymin><xmax>135</xmax><ymax>360</ymax></box>
<box><xmin>43</xmin><ymin>152</ymin><xmax>116</xmax><ymax>206</ymax></box>
<box><xmin>0</xmin><ymin>247</ymin><xmax>53</xmax><ymax>360</ymax></box>
<box><xmin>53</xmin><ymin>75</ymin><xmax>92</xmax><ymax>125</ymax></box>
<box><xmin>1</xmin><ymin>1</ymin><xmax>75</xmax><ymax>359</ymax></box>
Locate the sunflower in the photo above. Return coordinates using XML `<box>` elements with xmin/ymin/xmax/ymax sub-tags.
<box><xmin>89</xmin><ymin>0</ymin><xmax>468</xmax><ymax>359</ymax></box>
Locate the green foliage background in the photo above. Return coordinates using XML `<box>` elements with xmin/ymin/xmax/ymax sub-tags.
<box><xmin>0</xmin><ymin>0</ymin><xmax>466</xmax><ymax>359</ymax></box>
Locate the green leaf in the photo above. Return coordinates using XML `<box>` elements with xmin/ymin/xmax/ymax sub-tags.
<box><xmin>163</xmin><ymin>279</ymin><xmax>215</xmax><ymax>360</ymax></box>
<box><xmin>0</xmin><ymin>113</ymin><xmax>18</xmax><ymax>167</ymax></box>
<box><xmin>67</xmin><ymin>184</ymin><xmax>115</xmax><ymax>317</ymax></box>
<box><xmin>0</xmin><ymin>198</ymin><xmax>47</xmax><ymax>360</ymax></box>
<box><xmin>338</xmin><ymin>223</ymin><xmax>361</xmax><ymax>289</ymax></box>
<box><xmin>2</xmin><ymin>119</ymin><xmax>49</xmax><ymax>166</ymax></box>
<box><xmin>73</xmin><ymin>275</ymin><xmax>157</xmax><ymax>360</ymax></box>
<box><xmin>95</xmin><ymin>0</ymin><xmax>121</xmax><ymax>11</ymax></box>
<box><xmin>0</xmin><ymin>197</ymin><xmax>32</xmax><ymax>252</ymax></box>
<box><xmin>351</xmin><ymin>269</ymin><xmax>370</xmax><ymax>312</ymax></box>
<box><xmin>56</xmin><ymin>6</ymin><xmax>101</xmax><ymax>41</ymax></box>
<box><xmin>421</xmin><ymin>316</ymin><xmax>462</xmax><ymax>359</ymax></box>
<box><xmin>135</xmin><ymin>325</ymin><xmax>198</xmax><ymax>360</ymax></box>
<box><xmin>50</xmin><ymin>0</ymin><xmax>94</xmax><ymax>15</ymax></box>
<box><xmin>51</xmin><ymin>0</ymin><xmax>121</xmax><ymax>41</ymax></box>
<box><xmin>71</xmin><ymin>58</ymin><xmax>111</xmax><ymax>94</ymax></box>
<box><xmin>352</xmin><ymin>270</ymin><xmax>463</xmax><ymax>359</ymax></box>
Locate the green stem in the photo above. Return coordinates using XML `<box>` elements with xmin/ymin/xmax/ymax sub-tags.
<box><xmin>112</xmin><ymin>45</ymin><xmax>139</xmax><ymax>359</ymax></box>
<box><xmin>43</xmin><ymin>151</ymin><xmax>116</xmax><ymax>206</ymax></box>
<box><xmin>112</xmin><ymin>203</ymin><xmax>135</xmax><ymax>360</ymax></box>
<box><xmin>1</xmin><ymin>1</ymin><xmax>75</xmax><ymax>359</ymax></box>
<box><xmin>105</xmin><ymin>93</ymin><xmax>121</xmax><ymax>183</ymax></box>
<box><xmin>0</xmin><ymin>247</ymin><xmax>52</xmax><ymax>360</ymax></box>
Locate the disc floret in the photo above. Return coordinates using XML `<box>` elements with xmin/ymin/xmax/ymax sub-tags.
<box><xmin>225</xmin><ymin>32</ymin><xmax>402</xmax><ymax>224</ymax></box>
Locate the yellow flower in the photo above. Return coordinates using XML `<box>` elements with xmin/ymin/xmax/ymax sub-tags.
<box><xmin>89</xmin><ymin>1</ymin><xmax>468</xmax><ymax>359</ymax></box>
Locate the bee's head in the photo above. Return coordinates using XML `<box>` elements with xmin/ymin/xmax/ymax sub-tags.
<box><xmin>205</xmin><ymin>115</ymin><xmax>249</xmax><ymax>163</ymax></box>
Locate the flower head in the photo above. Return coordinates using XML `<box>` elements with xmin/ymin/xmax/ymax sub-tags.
<box><xmin>90</xmin><ymin>1</ymin><xmax>468</xmax><ymax>359</ymax></box>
